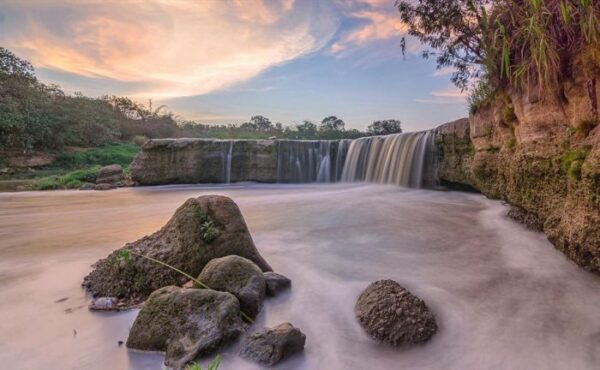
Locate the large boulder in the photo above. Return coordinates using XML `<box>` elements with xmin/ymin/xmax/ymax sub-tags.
<box><xmin>239</xmin><ymin>323</ymin><xmax>306</xmax><ymax>365</ymax></box>
<box><xmin>82</xmin><ymin>195</ymin><xmax>272</xmax><ymax>306</ymax></box>
<box><xmin>198</xmin><ymin>255</ymin><xmax>266</xmax><ymax>318</ymax></box>
<box><xmin>127</xmin><ymin>286</ymin><xmax>245</xmax><ymax>370</ymax></box>
<box><xmin>355</xmin><ymin>280</ymin><xmax>437</xmax><ymax>345</ymax></box>
<box><xmin>96</xmin><ymin>164</ymin><xmax>124</xmax><ymax>185</ymax></box>
<box><xmin>264</xmin><ymin>272</ymin><xmax>291</xmax><ymax>297</ymax></box>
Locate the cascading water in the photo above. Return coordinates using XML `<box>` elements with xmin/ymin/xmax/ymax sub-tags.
<box><xmin>276</xmin><ymin>140</ymin><xmax>343</xmax><ymax>183</ymax></box>
<box><xmin>340</xmin><ymin>131</ymin><xmax>436</xmax><ymax>188</ymax></box>
<box><xmin>221</xmin><ymin>140</ymin><xmax>233</xmax><ymax>183</ymax></box>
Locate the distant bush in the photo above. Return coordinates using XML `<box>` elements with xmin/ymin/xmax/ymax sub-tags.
<box><xmin>53</xmin><ymin>144</ymin><xmax>139</xmax><ymax>169</ymax></box>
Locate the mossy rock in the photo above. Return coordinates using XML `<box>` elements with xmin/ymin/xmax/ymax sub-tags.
<box><xmin>126</xmin><ymin>286</ymin><xmax>245</xmax><ymax>370</ymax></box>
<box><xmin>82</xmin><ymin>195</ymin><xmax>272</xmax><ymax>306</ymax></box>
<box><xmin>198</xmin><ymin>255</ymin><xmax>266</xmax><ymax>318</ymax></box>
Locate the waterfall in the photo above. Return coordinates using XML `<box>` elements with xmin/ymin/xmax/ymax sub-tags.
<box><xmin>340</xmin><ymin>131</ymin><xmax>436</xmax><ymax>188</ymax></box>
<box><xmin>199</xmin><ymin>131</ymin><xmax>436</xmax><ymax>187</ymax></box>
<box><xmin>276</xmin><ymin>140</ymin><xmax>340</xmax><ymax>183</ymax></box>
<box><xmin>221</xmin><ymin>140</ymin><xmax>233</xmax><ymax>183</ymax></box>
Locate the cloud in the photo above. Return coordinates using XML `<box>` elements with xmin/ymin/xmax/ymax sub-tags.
<box><xmin>415</xmin><ymin>87</ymin><xmax>468</xmax><ymax>105</ymax></box>
<box><xmin>330</xmin><ymin>0</ymin><xmax>408</xmax><ymax>56</ymax></box>
<box><xmin>0</xmin><ymin>0</ymin><xmax>339</xmax><ymax>98</ymax></box>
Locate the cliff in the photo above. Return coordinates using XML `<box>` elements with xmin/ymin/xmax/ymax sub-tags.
<box><xmin>436</xmin><ymin>62</ymin><xmax>599</xmax><ymax>273</ymax></box>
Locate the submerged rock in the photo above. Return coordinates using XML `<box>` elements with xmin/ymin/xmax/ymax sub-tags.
<box><xmin>355</xmin><ymin>280</ymin><xmax>437</xmax><ymax>345</ymax></box>
<box><xmin>199</xmin><ymin>255</ymin><xmax>266</xmax><ymax>318</ymax></box>
<box><xmin>82</xmin><ymin>195</ymin><xmax>272</xmax><ymax>307</ymax></box>
<box><xmin>239</xmin><ymin>323</ymin><xmax>306</xmax><ymax>365</ymax></box>
<box><xmin>263</xmin><ymin>272</ymin><xmax>291</xmax><ymax>296</ymax></box>
<box><xmin>79</xmin><ymin>182</ymin><xmax>95</xmax><ymax>191</ymax></box>
<box><xmin>88</xmin><ymin>297</ymin><xmax>117</xmax><ymax>311</ymax></box>
<box><xmin>94</xmin><ymin>183</ymin><xmax>115</xmax><ymax>191</ymax></box>
<box><xmin>126</xmin><ymin>286</ymin><xmax>245</xmax><ymax>370</ymax></box>
<box><xmin>96</xmin><ymin>164</ymin><xmax>124</xmax><ymax>185</ymax></box>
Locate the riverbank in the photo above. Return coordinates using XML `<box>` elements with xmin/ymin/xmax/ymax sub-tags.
<box><xmin>0</xmin><ymin>143</ymin><xmax>139</xmax><ymax>191</ymax></box>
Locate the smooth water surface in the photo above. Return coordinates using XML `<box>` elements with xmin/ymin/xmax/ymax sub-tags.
<box><xmin>0</xmin><ymin>184</ymin><xmax>598</xmax><ymax>370</ymax></box>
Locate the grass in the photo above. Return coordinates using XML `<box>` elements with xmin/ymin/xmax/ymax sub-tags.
<box><xmin>53</xmin><ymin>143</ymin><xmax>139</xmax><ymax>169</ymax></box>
<box><xmin>561</xmin><ymin>146</ymin><xmax>592</xmax><ymax>180</ymax></box>
<box><xmin>185</xmin><ymin>355</ymin><xmax>220</xmax><ymax>370</ymax></box>
<box><xmin>30</xmin><ymin>166</ymin><xmax>100</xmax><ymax>190</ymax></box>
<box><xmin>10</xmin><ymin>143</ymin><xmax>139</xmax><ymax>191</ymax></box>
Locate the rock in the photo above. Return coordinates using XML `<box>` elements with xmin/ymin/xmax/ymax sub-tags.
<box><xmin>79</xmin><ymin>182</ymin><xmax>95</xmax><ymax>191</ymax></box>
<box><xmin>239</xmin><ymin>323</ymin><xmax>306</xmax><ymax>365</ymax></box>
<box><xmin>199</xmin><ymin>255</ymin><xmax>266</xmax><ymax>318</ymax></box>
<box><xmin>89</xmin><ymin>297</ymin><xmax>117</xmax><ymax>311</ymax></box>
<box><xmin>96</xmin><ymin>164</ymin><xmax>124</xmax><ymax>184</ymax></box>
<box><xmin>264</xmin><ymin>272</ymin><xmax>291</xmax><ymax>296</ymax></box>
<box><xmin>82</xmin><ymin>195</ymin><xmax>272</xmax><ymax>307</ymax></box>
<box><xmin>355</xmin><ymin>280</ymin><xmax>437</xmax><ymax>345</ymax></box>
<box><xmin>126</xmin><ymin>286</ymin><xmax>245</xmax><ymax>370</ymax></box>
<box><xmin>94</xmin><ymin>183</ymin><xmax>115</xmax><ymax>191</ymax></box>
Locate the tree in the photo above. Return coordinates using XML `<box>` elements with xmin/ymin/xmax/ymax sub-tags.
<box><xmin>396</xmin><ymin>0</ymin><xmax>600</xmax><ymax>95</ymax></box>
<box><xmin>295</xmin><ymin>120</ymin><xmax>318</xmax><ymax>139</ymax></box>
<box><xmin>240</xmin><ymin>115</ymin><xmax>273</xmax><ymax>131</ymax></box>
<box><xmin>396</xmin><ymin>0</ymin><xmax>490</xmax><ymax>91</ymax></box>
<box><xmin>320</xmin><ymin>116</ymin><xmax>345</xmax><ymax>131</ymax></box>
<box><xmin>0</xmin><ymin>47</ymin><xmax>35</xmax><ymax>80</ymax></box>
<box><xmin>367</xmin><ymin>120</ymin><xmax>402</xmax><ymax>136</ymax></box>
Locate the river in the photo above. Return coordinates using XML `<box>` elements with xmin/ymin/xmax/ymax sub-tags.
<box><xmin>0</xmin><ymin>184</ymin><xmax>598</xmax><ymax>369</ymax></box>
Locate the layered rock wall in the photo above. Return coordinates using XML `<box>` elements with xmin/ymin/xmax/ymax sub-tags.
<box><xmin>436</xmin><ymin>61</ymin><xmax>600</xmax><ymax>273</ymax></box>
<box><xmin>131</xmin><ymin>139</ymin><xmax>278</xmax><ymax>184</ymax></box>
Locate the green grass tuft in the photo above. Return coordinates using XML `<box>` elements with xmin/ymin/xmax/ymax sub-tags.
<box><xmin>53</xmin><ymin>143</ymin><xmax>139</xmax><ymax>169</ymax></box>
<box><xmin>561</xmin><ymin>146</ymin><xmax>591</xmax><ymax>180</ymax></box>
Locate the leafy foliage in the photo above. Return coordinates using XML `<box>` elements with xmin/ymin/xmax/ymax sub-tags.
<box><xmin>367</xmin><ymin>120</ymin><xmax>402</xmax><ymax>136</ymax></box>
<box><xmin>194</xmin><ymin>209</ymin><xmax>220</xmax><ymax>243</ymax></box>
<box><xmin>397</xmin><ymin>0</ymin><xmax>600</xmax><ymax>96</ymax></box>
<box><xmin>185</xmin><ymin>355</ymin><xmax>221</xmax><ymax>370</ymax></box>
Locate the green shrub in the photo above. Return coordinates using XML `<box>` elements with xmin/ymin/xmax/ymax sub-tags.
<box><xmin>194</xmin><ymin>209</ymin><xmax>220</xmax><ymax>243</ymax></box>
<box><xmin>185</xmin><ymin>355</ymin><xmax>220</xmax><ymax>370</ymax></box>
<box><xmin>561</xmin><ymin>146</ymin><xmax>592</xmax><ymax>180</ymax></box>
<box><xmin>53</xmin><ymin>143</ymin><xmax>139</xmax><ymax>169</ymax></box>
<box><xmin>30</xmin><ymin>166</ymin><xmax>100</xmax><ymax>190</ymax></box>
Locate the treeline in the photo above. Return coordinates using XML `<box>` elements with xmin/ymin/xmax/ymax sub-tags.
<box><xmin>0</xmin><ymin>47</ymin><xmax>402</xmax><ymax>153</ymax></box>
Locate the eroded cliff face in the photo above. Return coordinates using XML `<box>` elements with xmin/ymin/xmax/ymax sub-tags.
<box><xmin>436</xmin><ymin>61</ymin><xmax>600</xmax><ymax>273</ymax></box>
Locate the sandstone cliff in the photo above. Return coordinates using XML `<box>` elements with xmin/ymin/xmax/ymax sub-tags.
<box><xmin>436</xmin><ymin>61</ymin><xmax>599</xmax><ymax>273</ymax></box>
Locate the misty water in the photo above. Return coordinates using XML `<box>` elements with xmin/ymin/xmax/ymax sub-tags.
<box><xmin>0</xmin><ymin>184</ymin><xmax>599</xmax><ymax>370</ymax></box>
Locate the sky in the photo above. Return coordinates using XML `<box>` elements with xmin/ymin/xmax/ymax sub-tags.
<box><xmin>0</xmin><ymin>0</ymin><xmax>469</xmax><ymax>132</ymax></box>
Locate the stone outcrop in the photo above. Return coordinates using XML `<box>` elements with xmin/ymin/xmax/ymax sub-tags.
<box><xmin>198</xmin><ymin>255</ymin><xmax>266</xmax><ymax>318</ymax></box>
<box><xmin>263</xmin><ymin>272</ymin><xmax>292</xmax><ymax>297</ymax></box>
<box><xmin>130</xmin><ymin>138</ymin><xmax>346</xmax><ymax>185</ymax></box>
<box><xmin>436</xmin><ymin>58</ymin><xmax>600</xmax><ymax>273</ymax></box>
<box><xmin>131</xmin><ymin>139</ymin><xmax>278</xmax><ymax>185</ymax></box>
<box><xmin>96</xmin><ymin>164</ymin><xmax>124</xmax><ymax>185</ymax></box>
<box><xmin>355</xmin><ymin>280</ymin><xmax>438</xmax><ymax>345</ymax></box>
<box><xmin>82</xmin><ymin>195</ymin><xmax>272</xmax><ymax>306</ymax></box>
<box><xmin>239</xmin><ymin>323</ymin><xmax>306</xmax><ymax>365</ymax></box>
<box><xmin>126</xmin><ymin>286</ymin><xmax>245</xmax><ymax>370</ymax></box>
